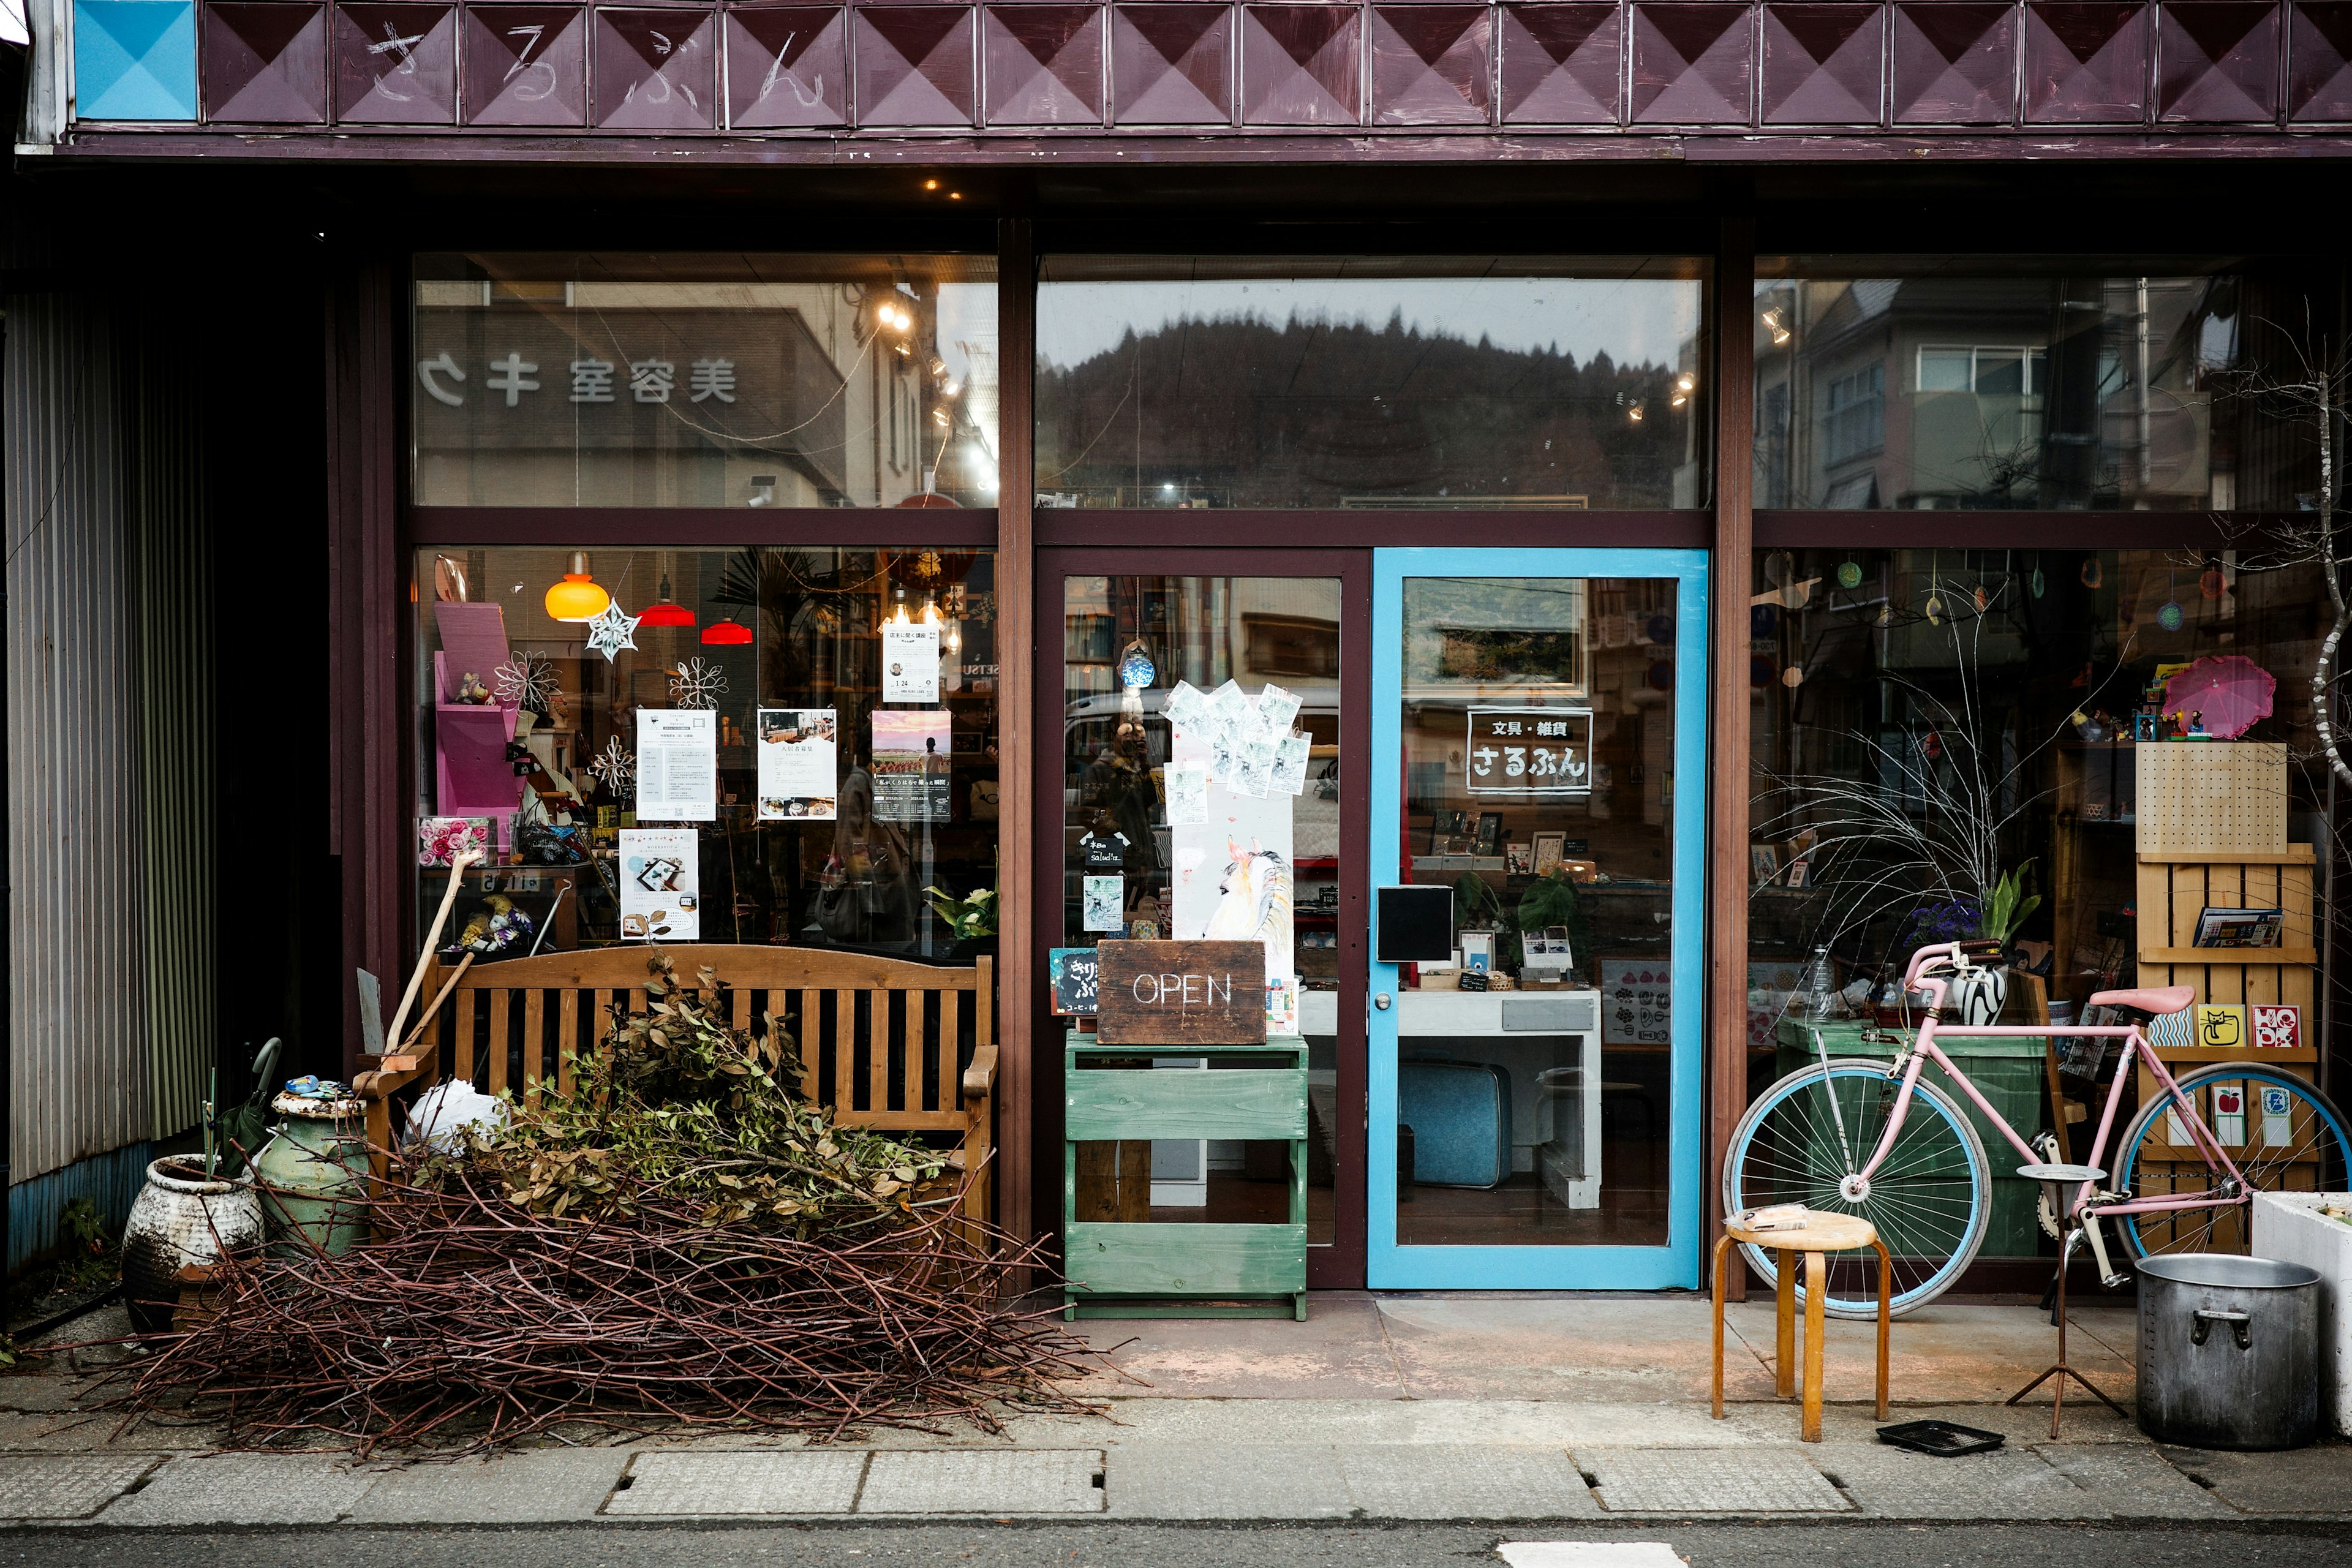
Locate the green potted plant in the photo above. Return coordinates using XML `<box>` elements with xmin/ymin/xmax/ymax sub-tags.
<box><xmin>923</xmin><ymin>886</ymin><xmax>998</xmax><ymax>960</ymax></box>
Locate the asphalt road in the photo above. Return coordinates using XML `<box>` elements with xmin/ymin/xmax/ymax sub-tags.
<box><xmin>2</xmin><ymin>1523</ymin><xmax>2349</xmax><ymax>1568</ymax></box>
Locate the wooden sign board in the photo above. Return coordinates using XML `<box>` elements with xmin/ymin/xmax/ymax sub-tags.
<box><xmin>1095</xmin><ymin>940</ymin><xmax>1267</xmax><ymax>1046</ymax></box>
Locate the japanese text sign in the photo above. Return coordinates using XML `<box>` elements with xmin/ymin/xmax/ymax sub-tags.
<box><xmin>1465</xmin><ymin>709</ymin><xmax>1594</xmax><ymax>796</ymax></box>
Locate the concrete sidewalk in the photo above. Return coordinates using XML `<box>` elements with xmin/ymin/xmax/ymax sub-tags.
<box><xmin>2</xmin><ymin>1292</ymin><xmax>2346</xmax><ymax>1526</ymax></box>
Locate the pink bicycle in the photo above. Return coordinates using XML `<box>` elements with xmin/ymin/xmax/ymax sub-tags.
<box><xmin>1724</xmin><ymin>939</ymin><xmax>2350</xmax><ymax>1316</ymax></box>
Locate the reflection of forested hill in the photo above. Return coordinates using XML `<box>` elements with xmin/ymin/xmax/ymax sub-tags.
<box><xmin>1036</xmin><ymin>314</ymin><xmax>1690</xmax><ymax>506</ymax></box>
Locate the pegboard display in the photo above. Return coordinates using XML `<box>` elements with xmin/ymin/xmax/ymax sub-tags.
<box><xmin>2135</xmin><ymin>742</ymin><xmax>2289</xmax><ymax>855</ymax></box>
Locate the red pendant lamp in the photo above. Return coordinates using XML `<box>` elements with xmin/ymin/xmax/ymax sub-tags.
<box><xmin>638</xmin><ymin>573</ymin><xmax>696</xmax><ymax>628</ymax></box>
<box><xmin>703</xmin><ymin>615</ymin><xmax>753</xmax><ymax>646</ymax></box>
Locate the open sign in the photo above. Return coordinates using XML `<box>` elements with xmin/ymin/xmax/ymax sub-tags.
<box><xmin>1095</xmin><ymin>940</ymin><xmax>1267</xmax><ymax>1046</ymax></box>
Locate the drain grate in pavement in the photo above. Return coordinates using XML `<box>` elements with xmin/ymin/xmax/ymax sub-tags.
<box><xmin>858</xmin><ymin>1449</ymin><xmax>1106</xmax><ymax>1513</ymax></box>
<box><xmin>1498</xmin><ymin>1547</ymin><xmax>1686</xmax><ymax>1568</ymax></box>
<box><xmin>605</xmin><ymin>1451</ymin><xmax>867</xmax><ymax>1515</ymax></box>
<box><xmin>0</xmin><ymin>1456</ymin><xmax>156</xmax><ymax>1521</ymax></box>
<box><xmin>1580</xmin><ymin>1447</ymin><xmax>1850</xmax><ymax>1513</ymax></box>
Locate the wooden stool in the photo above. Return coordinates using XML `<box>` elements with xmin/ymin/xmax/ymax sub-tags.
<box><xmin>1711</xmin><ymin>1208</ymin><xmax>1891</xmax><ymax>1441</ymax></box>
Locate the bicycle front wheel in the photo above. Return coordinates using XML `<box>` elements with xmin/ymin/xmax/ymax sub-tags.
<box><xmin>2115</xmin><ymin>1061</ymin><xmax>2351</xmax><ymax>1259</ymax></box>
<box><xmin>1723</xmin><ymin>1062</ymin><xmax>1991</xmax><ymax>1317</ymax></box>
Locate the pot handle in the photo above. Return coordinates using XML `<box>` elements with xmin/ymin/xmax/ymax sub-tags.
<box><xmin>2192</xmin><ymin>1308</ymin><xmax>2253</xmax><ymax>1351</ymax></box>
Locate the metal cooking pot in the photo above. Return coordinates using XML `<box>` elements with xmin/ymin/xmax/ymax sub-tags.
<box><xmin>2136</xmin><ymin>1253</ymin><xmax>2322</xmax><ymax>1450</ymax></box>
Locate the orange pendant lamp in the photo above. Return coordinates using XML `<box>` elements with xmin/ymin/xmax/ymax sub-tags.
<box><xmin>544</xmin><ymin>552</ymin><xmax>612</xmax><ymax>623</ymax></box>
<box><xmin>638</xmin><ymin>573</ymin><xmax>695</xmax><ymax>628</ymax></box>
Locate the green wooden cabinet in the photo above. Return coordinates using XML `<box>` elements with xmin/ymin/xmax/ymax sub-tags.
<box><xmin>1063</xmin><ymin>1033</ymin><xmax>1309</xmax><ymax>1321</ymax></box>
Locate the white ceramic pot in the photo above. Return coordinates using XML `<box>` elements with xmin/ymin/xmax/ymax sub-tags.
<box><xmin>1948</xmin><ymin>965</ymin><xmax>2009</xmax><ymax>1027</ymax></box>
<box><xmin>121</xmin><ymin>1156</ymin><xmax>263</xmax><ymax>1334</ymax></box>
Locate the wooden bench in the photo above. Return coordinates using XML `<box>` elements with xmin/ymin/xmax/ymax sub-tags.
<box><xmin>354</xmin><ymin>948</ymin><xmax>997</xmax><ymax>1237</ymax></box>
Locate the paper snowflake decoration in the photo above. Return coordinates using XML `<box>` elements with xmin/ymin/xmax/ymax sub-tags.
<box><xmin>493</xmin><ymin>651</ymin><xmax>561</xmax><ymax>716</ymax></box>
<box><xmin>668</xmin><ymin>657</ymin><xmax>728</xmax><ymax>710</ymax></box>
<box><xmin>585</xmin><ymin>601</ymin><xmax>642</xmax><ymax>663</ymax></box>
<box><xmin>589</xmin><ymin>736</ymin><xmax>636</xmax><ymax>801</ymax></box>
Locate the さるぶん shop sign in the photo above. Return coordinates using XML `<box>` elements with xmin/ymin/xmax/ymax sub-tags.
<box><xmin>1466</xmin><ymin>709</ymin><xmax>1595</xmax><ymax>795</ymax></box>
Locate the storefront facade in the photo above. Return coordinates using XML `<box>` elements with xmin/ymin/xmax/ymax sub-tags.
<box><xmin>8</xmin><ymin>14</ymin><xmax>2351</xmax><ymax>1286</ymax></box>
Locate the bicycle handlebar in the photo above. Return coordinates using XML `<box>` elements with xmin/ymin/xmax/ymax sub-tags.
<box><xmin>1899</xmin><ymin>938</ymin><xmax>2005</xmax><ymax>1005</ymax></box>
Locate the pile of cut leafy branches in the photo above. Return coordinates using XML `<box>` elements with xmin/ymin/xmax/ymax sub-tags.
<box><xmin>105</xmin><ymin>951</ymin><xmax>1097</xmax><ymax>1453</ymax></box>
<box><xmin>453</xmin><ymin>950</ymin><xmax>957</xmax><ymax>1237</ymax></box>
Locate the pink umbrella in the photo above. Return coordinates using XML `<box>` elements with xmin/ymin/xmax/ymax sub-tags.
<box><xmin>2163</xmin><ymin>655</ymin><xmax>2275</xmax><ymax>739</ymax></box>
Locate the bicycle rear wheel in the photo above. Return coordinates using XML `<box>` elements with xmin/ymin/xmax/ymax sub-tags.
<box><xmin>1722</xmin><ymin>1062</ymin><xmax>1991</xmax><ymax>1317</ymax></box>
<box><xmin>2114</xmin><ymin>1061</ymin><xmax>2351</xmax><ymax>1259</ymax></box>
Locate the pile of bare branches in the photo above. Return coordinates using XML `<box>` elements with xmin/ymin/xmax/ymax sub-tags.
<box><xmin>104</xmin><ymin>1164</ymin><xmax>1102</xmax><ymax>1457</ymax></box>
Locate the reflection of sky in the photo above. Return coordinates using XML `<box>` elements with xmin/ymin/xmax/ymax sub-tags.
<box><xmin>1038</xmin><ymin>279</ymin><xmax>1701</xmax><ymax>373</ymax></box>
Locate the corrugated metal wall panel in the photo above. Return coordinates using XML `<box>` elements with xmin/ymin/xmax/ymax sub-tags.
<box><xmin>132</xmin><ymin>336</ymin><xmax>216</xmax><ymax>1144</ymax></box>
<box><xmin>4</xmin><ymin>1141</ymin><xmax>152</xmax><ymax>1273</ymax></box>
<box><xmin>4</xmin><ymin>292</ymin><xmax>154</xmax><ymax>1183</ymax></box>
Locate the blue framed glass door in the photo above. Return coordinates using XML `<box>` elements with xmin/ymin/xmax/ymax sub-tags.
<box><xmin>1368</xmin><ymin>548</ymin><xmax>1708</xmax><ymax>1290</ymax></box>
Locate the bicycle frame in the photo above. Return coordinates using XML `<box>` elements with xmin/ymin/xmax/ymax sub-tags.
<box><xmin>1841</xmin><ymin>942</ymin><xmax>2250</xmax><ymax>1224</ymax></box>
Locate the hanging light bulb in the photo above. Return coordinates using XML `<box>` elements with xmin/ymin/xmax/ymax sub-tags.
<box><xmin>701</xmin><ymin>616</ymin><xmax>753</xmax><ymax>646</ymax></box>
<box><xmin>544</xmin><ymin>552</ymin><xmax>611</xmax><ymax>623</ymax></box>
<box><xmin>638</xmin><ymin>571</ymin><xmax>695</xmax><ymax>628</ymax></box>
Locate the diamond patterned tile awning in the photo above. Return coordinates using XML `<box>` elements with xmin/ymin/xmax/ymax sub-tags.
<box><xmin>1241</xmin><ymin>4</ymin><xmax>1363</xmax><ymax>124</ymax></box>
<box><xmin>595</xmin><ymin>7</ymin><xmax>717</xmax><ymax>127</ymax></box>
<box><xmin>1761</xmin><ymin>2</ymin><xmax>1883</xmax><ymax>123</ymax></box>
<box><xmin>1371</xmin><ymin>6</ymin><xmax>1494</xmax><ymax>124</ymax></box>
<box><xmin>462</xmin><ymin>3</ymin><xmax>586</xmax><ymax>123</ymax></box>
<box><xmin>1891</xmin><ymin>0</ymin><xmax>2017</xmax><ymax>121</ymax></box>
<box><xmin>2291</xmin><ymin>0</ymin><xmax>2352</xmax><ymax>118</ymax></box>
<box><xmin>333</xmin><ymin>2</ymin><xmax>456</xmax><ymax>122</ymax></box>
<box><xmin>856</xmin><ymin>4</ymin><xmax>978</xmax><ymax>124</ymax></box>
<box><xmin>1499</xmin><ymin>3</ymin><xmax>1620</xmax><ymax>123</ymax></box>
<box><xmin>984</xmin><ymin>4</ymin><xmax>1104</xmax><ymax>124</ymax></box>
<box><xmin>726</xmin><ymin>6</ymin><xmax>846</xmax><ymax>125</ymax></box>
<box><xmin>1111</xmin><ymin>2</ymin><xmax>1231</xmax><ymax>121</ymax></box>
<box><xmin>203</xmin><ymin>1</ymin><xmax>328</xmax><ymax>121</ymax></box>
<box><xmin>61</xmin><ymin>0</ymin><xmax>2352</xmax><ymax>141</ymax></box>
<box><xmin>74</xmin><ymin>0</ymin><xmax>198</xmax><ymax>119</ymax></box>
<box><xmin>2158</xmin><ymin>0</ymin><xmax>2278</xmax><ymax>119</ymax></box>
<box><xmin>1630</xmin><ymin>2</ymin><xmax>1752</xmax><ymax>123</ymax></box>
<box><xmin>2024</xmin><ymin>0</ymin><xmax>2149</xmax><ymax>121</ymax></box>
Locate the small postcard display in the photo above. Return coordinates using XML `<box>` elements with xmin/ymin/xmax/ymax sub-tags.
<box><xmin>1065</xmin><ymin>938</ymin><xmax>1306</xmax><ymax>1321</ymax></box>
<box><xmin>757</xmin><ymin>709</ymin><xmax>838</xmax><ymax>821</ymax></box>
<box><xmin>1599</xmin><ymin>957</ymin><xmax>1673</xmax><ymax>1046</ymax></box>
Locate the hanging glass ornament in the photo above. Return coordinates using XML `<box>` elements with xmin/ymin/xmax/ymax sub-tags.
<box><xmin>2158</xmin><ymin>600</ymin><xmax>2185</xmax><ymax>632</ymax></box>
<box><xmin>1836</xmin><ymin>559</ymin><xmax>1863</xmax><ymax>590</ymax></box>
<box><xmin>2200</xmin><ymin>567</ymin><xmax>2225</xmax><ymax>600</ymax></box>
<box><xmin>1118</xmin><ymin>639</ymin><xmax>1156</xmax><ymax>689</ymax></box>
<box><xmin>2030</xmin><ymin>557</ymin><xmax>2046</xmax><ymax>598</ymax></box>
<box><xmin>2080</xmin><ymin>557</ymin><xmax>2103</xmax><ymax>589</ymax></box>
<box><xmin>1973</xmin><ymin>586</ymin><xmax>1990</xmax><ymax>614</ymax></box>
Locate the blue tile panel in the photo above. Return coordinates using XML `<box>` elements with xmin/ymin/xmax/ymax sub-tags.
<box><xmin>74</xmin><ymin>0</ymin><xmax>198</xmax><ymax>119</ymax></box>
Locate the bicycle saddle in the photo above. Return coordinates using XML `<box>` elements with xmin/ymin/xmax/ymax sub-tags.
<box><xmin>2086</xmin><ymin>985</ymin><xmax>2195</xmax><ymax>1017</ymax></box>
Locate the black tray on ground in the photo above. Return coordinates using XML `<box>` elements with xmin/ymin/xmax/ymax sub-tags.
<box><xmin>1876</xmin><ymin>1419</ymin><xmax>2006</xmax><ymax>1457</ymax></box>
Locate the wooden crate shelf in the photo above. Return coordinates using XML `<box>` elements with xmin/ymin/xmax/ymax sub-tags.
<box><xmin>1063</xmin><ymin>1034</ymin><xmax>1309</xmax><ymax>1321</ymax></box>
<box><xmin>2135</xmin><ymin>844</ymin><xmax>2315</xmax><ymax>1011</ymax></box>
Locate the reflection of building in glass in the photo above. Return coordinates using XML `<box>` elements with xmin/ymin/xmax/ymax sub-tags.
<box><xmin>412</xmin><ymin>255</ymin><xmax>999</xmax><ymax>509</ymax></box>
<box><xmin>1751</xmin><ymin>272</ymin><xmax>2275</xmax><ymax>511</ymax></box>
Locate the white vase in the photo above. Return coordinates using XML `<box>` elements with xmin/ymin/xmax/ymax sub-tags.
<box><xmin>1948</xmin><ymin>966</ymin><xmax>2008</xmax><ymax>1027</ymax></box>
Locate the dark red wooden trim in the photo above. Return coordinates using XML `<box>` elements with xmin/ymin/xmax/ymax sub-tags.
<box><xmin>407</xmin><ymin>507</ymin><xmax>998</xmax><ymax>548</ymax></box>
<box><xmin>1755</xmin><ymin>511</ymin><xmax>2289</xmax><ymax>551</ymax></box>
<box><xmin>995</xmin><ymin>211</ymin><xmax>1040</xmax><ymax>1280</ymax></box>
<box><xmin>1706</xmin><ymin>206</ymin><xmax>1755</xmax><ymax>1300</ymax></box>
<box><xmin>1033</xmin><ymin>545</ymin><xmax>1374</xmax><ymax>1288</ymax></box>
<box><xmin>54</xmin><ymin>130</ymin><xmax>2352</xmax><ymax>167</ymax></box>
<box><xmin>326</xmin><ymin>258</ymin><xmax>407</xmax><ymax>1081</ymax></box>
<box><xmin>1036</xmin><ymin>511</ymin><xmax>1710</xmax><ymax>551</ymax></box>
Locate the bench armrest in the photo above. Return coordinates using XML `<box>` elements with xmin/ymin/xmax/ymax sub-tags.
<box><xmin>962</xmin><ymin>1043</ymin><xmax>999</xmax><ymax>1100</ymax></box>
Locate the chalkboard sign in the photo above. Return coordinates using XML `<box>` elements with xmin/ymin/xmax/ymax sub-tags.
<box><xmin>1095</xmin><ymin>940</ymin><xmax>1267</xmax><ymax>1046</ymax></box>
<box><xmin>1049</xmin><ymin>947</ymin><xmax>1101</xmax><ymax>1017</ymax></box>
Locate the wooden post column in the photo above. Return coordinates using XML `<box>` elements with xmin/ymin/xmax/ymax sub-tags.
<box><xmin>1708</xmin><ymin>206</ymin><xmax>1757</xmax><ymax>1297</ymax></box>
<box><xmin>994</xmin><ymin>213</ymin><xmax>1038</xmax><ymax>1283</ymax></box>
